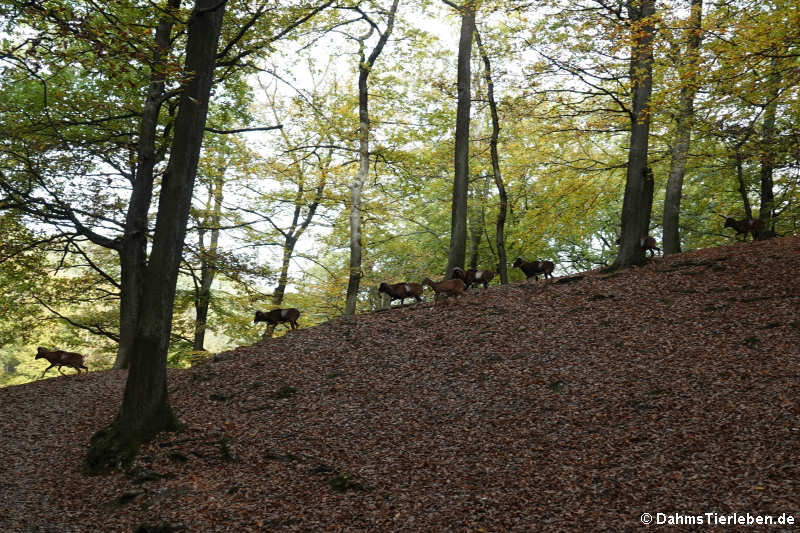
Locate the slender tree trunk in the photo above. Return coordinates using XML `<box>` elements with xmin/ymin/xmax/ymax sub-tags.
<box><xmin>193</xmin><ymin>173</ymin><xmax>223</xmax><ymax>351</ymax></box>
<box><xmin>662</xmin><ymin>0</ymin><xmax>702</xmax><ymax>255</ymax></box>
<box><xmin>260</xmin><ymin>236</ymin><xmax>298</xmax><ymax>339</ymax></box>
<box><xmin>446</xmin><ymin>1</ymin><xmax>475</xmax><ymax>277</ymax></box>
<box><xmin>758</xmin><ymin>58</ymin><xmax>779</xmax><ymax>237</ymax></box>
<box><xmin>272</xmin><ymin>237</ymin><xmax>296</xmax><ymax>306</ymax></box>
<box><xmin>612</xmin><ymin>0</ymin><xmax>656</xmax><ymax>269</ymax></box>
<box><xmin>735</xmin><ymin>152</ymin><xmax>753</xmax><ymax>221</ymax></box>
<box><xmin>86</xmin><ymin>0</ymin><xmax>226</xmax><ymax>474</ymax></box>
<box><xmin>468</xmin><ymin>182</ymin><xmax>482</xmax><ymax>270</ymax></box>
<box><xmin>272</xmin><ymin>170</ymin><xmax>327</xmax><ymax>306</ymax></box>
<box><xmin>114</xmin><ymin>0</ymin><xmax>181</xmax><ymax>369</ymax></box>
<box><xmin>344</xmin><ymin>68</ymin><xmax>368</xmax><ymax>315</ymax></box>
<box><xmin>475</xmin><ymin>28</ymin><xmax>508</xmax><ymax>283</ymax></box>
<box><xmin>343</xmin><ymin>0</ymin><xmax>399</xmax><ymax>315</ymax></box>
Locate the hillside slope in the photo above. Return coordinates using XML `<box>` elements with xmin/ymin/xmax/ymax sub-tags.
<box><xmin>2</xmin><ymin>238</ymin><xmax>799</xmax><ymax>532</ymax></box>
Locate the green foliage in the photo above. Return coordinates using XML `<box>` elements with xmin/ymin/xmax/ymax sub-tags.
<box><xmin>1</xmin><ymin>0</ymin><xmax>798</xmax><ymax>372</ymax></box>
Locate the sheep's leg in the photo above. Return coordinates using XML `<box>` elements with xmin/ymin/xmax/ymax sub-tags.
<box><xmin>57</xmin><ymin>366</ymin><xmax>66</xmax><ymax>375</ymax></box>
<box><xmin>41</xmin><ymin>363</ymin><xmax>56</xmax><ymax>377</ymax></box>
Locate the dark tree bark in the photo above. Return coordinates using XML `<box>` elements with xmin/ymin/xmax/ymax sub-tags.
<box><xmin>445</xmin><ymin>0</ymin><xmax>475</xmax><ymax>277</ymax></box>
<box><xmin>272</xmin><ymin>170</ymin><xmax>325</xmax><ymax>307</ymax></box>
<box><xmin>662</xmin><ymin>0</ymin><xmax>702</xmax><ymax>255</ymax></box>
<box><xmin>115</xmin><ymin>0</ymin><xmax>182</xmax><ymax>369</ymax></box>
<box><xmin>475</xmin><ymin>27</ymin><xmax>508</xmax><ymax>283</ymax></box>
<box><xmin>344</xmin><ymin>0</ymin><xmax>399</xmax><ymax>316</ymax></box>
<box><xmin>266</xmin><ymin>187</ymin><xmax>322</xmax><ymax>336</ymax></box>
<box><xmin>758</xmin><ymin>58</ymin><xmax>779</xmax><ymax>237</ymax></box>
<box><xmin>85</xmin><ymin>0</ymin><xmax>227</xmax><ymax>474</ymax></box>
<box><xmin>612</xmin><ymin>0</ymin><xmax>656</xmax><ymax>270</ymax></box>
<box><xmin>468</xmin><ymin>181</ymin><xmax>483</xmax><ymax>270</ymax></box>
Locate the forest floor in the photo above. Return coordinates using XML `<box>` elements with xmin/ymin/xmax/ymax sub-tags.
<box><xmin>1</xmin><ymin>237</ymin><xmax>799</xmax><ymax>532</ymax></box>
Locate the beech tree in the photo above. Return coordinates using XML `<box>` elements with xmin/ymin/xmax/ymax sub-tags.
<box><xmin>662</xmin><ymin>0</ymin><xmax>703</xmax><ymax>255</ymax></box>
<box><xmin>700</xmin><ymin>0</ymin><xmax>800</xmax><ymax>239</ymax></box>
<box><xmin>85</xmin><ymin>0</ymin><xmax>227</xmax><ymax>473</ymax></box>
<box><xmin>443</xmin><ymin>0</ymin><xmax>475</xmax><ymax>277</ymax></box>
<box><xmin>243</xmin><ymin>78</ymin><xmax>340</xmax><ymax>334</ymax></box>
<box><xmin>475</xmin><ymin>26</ymin><xmax>509</xmax><ymax>283</ymax></box>
<box><xmin>189</xmin><ymin>161</ymin><xmax>225</xmax><ymax>351</ymax></box>
<box><xmin>0</xmin><ymin>0</ymin><xmax>334</xmax><ymax>369</ymax></box>
<box><xmin>117</xmin><ymin>0</ymin><xmax>183</xmax><ymax>369</ymax></box>
<box><xmin>343</xmin><ymin>0</ymin><xmax>400</xmax><ymax>316</ymax></box>
<box><xmin>612</xmin><ymin>0</ymin><xmax>657</xmax><ymax>269</ymax></box>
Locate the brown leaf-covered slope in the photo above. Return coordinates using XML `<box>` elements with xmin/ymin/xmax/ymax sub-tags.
<box><xmin>2</xmin><ymin>238</ymin><xmax>799</xmax><ymax>532</ymax></box>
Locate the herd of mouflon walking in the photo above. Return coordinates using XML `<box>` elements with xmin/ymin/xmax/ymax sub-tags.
<box><xmin>34</xmin><ymin>217</ymin><xmax>768</xmax><ymax>376</ymax></box>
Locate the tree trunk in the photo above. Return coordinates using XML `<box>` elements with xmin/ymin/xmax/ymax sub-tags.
<box><xmin>272</xmin><ymin>237</ymin><xmax>296</xmax><ymax>306</ymax></box>
<box><xmin>468</xmin><ymin>182</ymin><xmax>482</xmax><ymax>270</ymax></box>
<box><xmin>85</xmin><ymin>0</ymin><xmax>226</xmax><ymax>474</ymax></box>
<box><xmin>734</xmin><ymin>152</ymin><xmax>753</xmax><ymax>221</ymax></box>
<box><xmin>262</xmin><ymin>235</ymin><xmax>297</xmax><ymax>339</ymax></box>
<box><xmin>114</xmin><ymin>0</ymin><xmax>181</xmax><ymax>370</ymax></box>
<box><xmin>662</xmin><ymin>0</ymin><xmax>702</xmax><ymax>255</ymax></box>
<box><xmin>343</xmin><ymin>0</ymin><xmax>399</xmax><ymax>315</ymax></box>
<box><xmin>193</xmin><ymin>173</ymin><xmax>224</xmax><ymax>351</ymax></box>
<box><xmin>272</xmin><ymin>177</ymin><xmax>323</xmax><ymax>308</ymax></box>
<box><xmin>475</xmin><ymin>28</ymin><xmax>508</xmax><ymax>283</ymax></box>
<box><xmin>612</xmin><ymin>0</ymin><xmax>656</xmax><ymax>270</ymax></box>
<box><xmin>758</xmin><ymin>58</ymin><xmax>779</xmax><ymax>237</ymax></box>
<box><xmin>446</xmin><ymin>1</ymin><xmax>475</xmax><ymax>277</ymax></box>
<box><xmin>343</xmin><ymin>69</ymin><xmax>367</xmax><ymax>315</ymax></box>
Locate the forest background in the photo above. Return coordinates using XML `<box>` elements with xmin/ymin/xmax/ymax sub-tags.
<box><xmin>1</xmin><ymin>0</ymin><xmax>798</xmax><ymax>386</ymax></box>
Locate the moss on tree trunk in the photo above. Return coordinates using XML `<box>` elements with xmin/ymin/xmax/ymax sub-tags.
<box><xmin>84</xmin><ymin>410</ymin><xmax>183</xmax><ymax>475</ymax></box>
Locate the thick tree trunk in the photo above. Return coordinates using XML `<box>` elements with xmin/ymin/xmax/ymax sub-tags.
<box><xmin>114</xmin><ymin>0</ymin><xmax>181</xmax><ymax>370</ymax></box>
<box><xmin>85</xmin><ymin>0</ymin><xmax>226</xmax><ymax>474</ymax></box>
<box><xmin>343</xmin><ymin>0</ymin><xmax>398</xmax><ymax>315</ymax></box>
<box><xmin>662</xmin><ymin>0</ymin><xmax>702</xmax><ymax>255</ymax></box>
<box><xmin>446</xmin><ymin>1</ymin><xmax>475</xmax><ymax>277</ymax></box>
<box><xmin>476</xmin><ymin>28</ymin><xmax>508</xmax><ymax>283</ymax></box>
<box><xmin>612</xmin><ymin>0</ymin><xmax>656</xmax><ymax>270</ymax></box>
